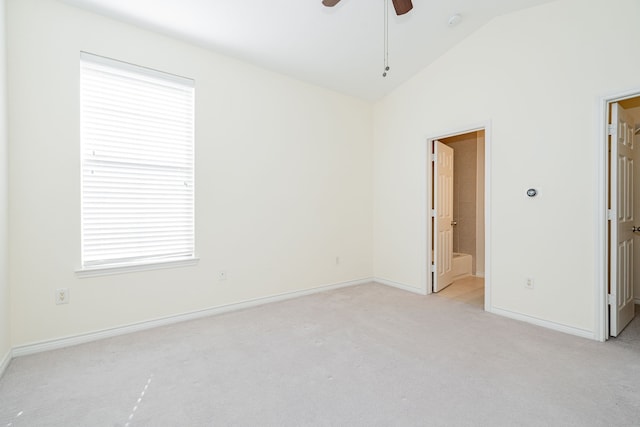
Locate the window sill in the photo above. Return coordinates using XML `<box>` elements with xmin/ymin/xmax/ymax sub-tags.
<box><xmin>75</xmin><ymin>257</ymin><xmax>199</xmax><ymax>278</ymax></box>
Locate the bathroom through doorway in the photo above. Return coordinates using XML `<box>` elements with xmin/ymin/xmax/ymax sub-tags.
<box><xmin>430</xmin><ymin>129</ymin><xmax>486</xmax><ymax>308</ymax></box>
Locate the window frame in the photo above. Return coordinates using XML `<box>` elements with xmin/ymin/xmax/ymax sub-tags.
<box><xmin>77</xmin><ymin>52</ymin><xmax>197</xmax><ymax>277</ymax></box>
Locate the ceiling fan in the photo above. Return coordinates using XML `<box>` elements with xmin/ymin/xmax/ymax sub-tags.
<box><xmin>322</xmin><ymin>0</ymin><xmax>413</xmax><ymax>16</ymax></box>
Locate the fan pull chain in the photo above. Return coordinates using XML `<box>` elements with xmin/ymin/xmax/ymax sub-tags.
<box><xmin>382</xmin><ymin>0</ymin><xmax>390</xmax><ymax>77</ymax></box>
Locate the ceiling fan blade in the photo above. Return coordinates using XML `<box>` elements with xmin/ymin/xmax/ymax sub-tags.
<box><xmin>392</xmin><ymin>0</ymin><xmax>413</xmax><ymax>15</ymax></box>
<box><xmin>322</xmin><ymin>0</ymin><xmax>341</xmax><ymax>7</ymax></box>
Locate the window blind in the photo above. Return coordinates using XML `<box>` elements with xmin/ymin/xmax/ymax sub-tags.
<box><xmin>80</xmin><ymin>52</ymin><xmax>195</xmax><ymax>269</ymax></box>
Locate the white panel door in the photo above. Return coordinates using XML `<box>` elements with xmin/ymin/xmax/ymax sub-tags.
<box><xmin>610</xmin><ymin>103</ymin><xmax>635</xmax><ymax>337</ymax></box>
<box><xmin>433</xmin><ymin>141</ymin><xmax>454</xmax><ymax>292</ymax></box>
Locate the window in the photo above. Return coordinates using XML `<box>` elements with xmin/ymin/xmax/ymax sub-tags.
<box><xmin>80</xmin><ymin>52</ymin><xmax>195</xmax><ymax>273</ymax></box>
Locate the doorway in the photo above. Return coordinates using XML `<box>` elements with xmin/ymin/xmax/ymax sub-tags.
<box><xmin>601</xmin><ymin>94</ymin><xmax>640</xmax><ymax>340</ymax></box>
<box><xmin>426</xmin><ymin>127</ymin><xmax>489</xmax><ymax>310</ymax></box>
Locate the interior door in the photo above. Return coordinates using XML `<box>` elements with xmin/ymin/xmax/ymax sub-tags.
<box><xmin>433</xmin><ymin>141</ymin><xmax>454</xmax><ymax>292</ymax></box>
<box><xmin>610</xmin><ymin>103</ymin><xmax>635</xmax><ymax>336</ymax></box>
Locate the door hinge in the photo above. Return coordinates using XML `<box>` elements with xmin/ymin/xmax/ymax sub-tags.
<box><xmin>431</xmin><ymin>209</ymin><xmax>436</xmax><ymax>217</ymax></box>
<box><xmin>607</xmin><ymin>209</ymin><xmax>614</xmax><ymax>221</ymax></box>
<box><xmin>607</xmin><ymin>294</ymin><xmax>614</xmax><ymax>305</ymax></box>
<box><xmin>608</xmin><ymin>124</ymin><xmax>617</xmax><ymax>136</ymax></box>
<box><xmin>432</xmin><ymin>153</ymin><xmax>437</xmax><ymax>162</ymax></box>
<box><xmin>431</xmin><ymin>264</ymin><xmax>436</xmax><ymax>273</ymax></box>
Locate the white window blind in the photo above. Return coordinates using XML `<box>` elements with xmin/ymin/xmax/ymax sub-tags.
<box><xmin>80</xmin><ymin>52</ymin><xmax>195</xmax><ymax>270</ymax></box>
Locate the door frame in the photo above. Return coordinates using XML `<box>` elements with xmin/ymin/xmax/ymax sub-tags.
<box><xmin>422</xmin><ymin>122</ymin><xmax>492</xmax><ymax>312</ymax></box>
<box><xmin>596</xmin><ymin>88</ymin><xmax>640</xmax><ymax>342</ymax></box>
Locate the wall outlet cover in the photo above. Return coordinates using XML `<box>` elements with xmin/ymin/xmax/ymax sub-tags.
<box><xmin>55</xmin><ymin>288</ymin><xmax>69</xmax><ymax>304</ymax></box>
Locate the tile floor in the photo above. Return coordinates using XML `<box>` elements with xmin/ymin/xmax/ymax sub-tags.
<box><xmin>435</xmin><ymin>275</ymin><xmax>484</xmax><ymax>308</ymax></box>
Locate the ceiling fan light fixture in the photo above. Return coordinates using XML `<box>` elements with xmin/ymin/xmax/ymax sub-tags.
<box><xmin>321</xmin><ymin>0</ymin><xmax>414</xmax><ymax>17</ymax></box>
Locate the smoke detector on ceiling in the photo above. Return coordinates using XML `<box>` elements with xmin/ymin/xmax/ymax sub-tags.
<box><xmin>448</xmin><ymin>14</ymin><xmax>462</xmax><ymax>27</ymax></box>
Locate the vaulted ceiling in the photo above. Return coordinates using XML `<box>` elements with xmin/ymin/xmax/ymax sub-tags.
<box><xmin>61</xmin><ymin>0</ymin><xmax>555</xmax><ymax>101</ymax></box>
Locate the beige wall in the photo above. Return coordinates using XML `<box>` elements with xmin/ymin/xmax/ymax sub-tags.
<box><xmin>441</xmin><ymin>130</ymin><xmax>485</xmax><ymax>276</ymax></box>
<box><xmin>0</xmin><ymin>0</ymin><xmax>10</xmax><ymax>366</ymax></box>
<box><xmin>443</xmin><ymin>133</ymin><xmax>478</xmax><ymax>272</ymax></box>
<box><xmin>373</xmin><ymin>0</ymin><xmax>640</xmax><ymax>335</ymax></box>
<box><xmin>7</xmin><ymin>0</ymin><xmax>373</xmax><ymax>346</ymax></box>
<box><xmin>476</xmin><ymin>131</ymin><xmax>485</xmax><ymax>277</ymax></box>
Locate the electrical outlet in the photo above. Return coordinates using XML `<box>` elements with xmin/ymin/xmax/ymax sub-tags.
<box><xmin>525</xmin><ymin>278</ymin><xmax>534</xmax><ymax>289</ymax></box>
<box><xmin>218</xmin><ymin>271</ymin><xmax>227</xmax><ymax>281</ymax></box>
<box><xmin>55</xmin><ymin>288</ymin><xmax>69</xmax><ymax>305</ymax></box>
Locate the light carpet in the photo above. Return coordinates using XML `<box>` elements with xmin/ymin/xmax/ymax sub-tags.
<box><xmin>0</xmin><ymin>282</ymin><xmax>639</xmax><ymax>426</ymax></box>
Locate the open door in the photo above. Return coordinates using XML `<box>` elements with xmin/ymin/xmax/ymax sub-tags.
<box><xmin>432</xmin><ymin>141</ymin><xmax>454</xmax><ymax>292</ymax></box>
<box><xmin>609</xmin><ymin>103</ymin><xmax>635</xmax><ymax>336</ymax></box>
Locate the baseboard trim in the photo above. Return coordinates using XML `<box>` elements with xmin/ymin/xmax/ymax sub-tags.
<box><xmin>0</xmin><ymin>348</ymin><xmax>11</xmax><ymax>379</ymax></box>
<box><xmin>12</xmin><ymin>277</ymin><xmax>373</xmax><ymax>358</ymax></box>
<box><xmin>374</xmin><ymin>277</ymin><xmax>426</xmax><ymax>295</ymax></box>
<box><xmin>489</xmin><ymin>307</ymin><xmax>595</xmax><ymax>340</ymax></box>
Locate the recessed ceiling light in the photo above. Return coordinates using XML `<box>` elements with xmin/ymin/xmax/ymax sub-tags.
<box><xmin>448</xmin><ymin>14</ymin><xmax>462</xmax><ymax>27</ymax></box>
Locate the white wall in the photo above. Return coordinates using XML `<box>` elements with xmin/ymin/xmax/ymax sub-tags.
<box><xmin>7</xmin><ymin>0</ymin><xmax>373</xmax><ymax>346</ymax></box>
<box><xmin>373</xmin><ymin>0</ymin><xmax>640</xmax><ymax>335</ymax></box>
<box><xmin>0</xmin><ymin>0</ymin><xmax>10</xmax><ymax>367</ymax></box>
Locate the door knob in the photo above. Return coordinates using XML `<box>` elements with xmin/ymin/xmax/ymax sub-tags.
<box><xmin>451</xmin><ymin>221</ymin><xmax>458</xmax><ymax>226</ymax></box>
<box><xmin>633</xmin><ymin>226</ymin><xmax>639</xmax><ymax>232</ymax></box>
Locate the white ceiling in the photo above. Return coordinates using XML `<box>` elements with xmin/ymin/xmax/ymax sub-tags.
<box><xmin>60</xmin><ymin>0</ymin><xmax>554</xmax><ymax>101</ymax></box>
